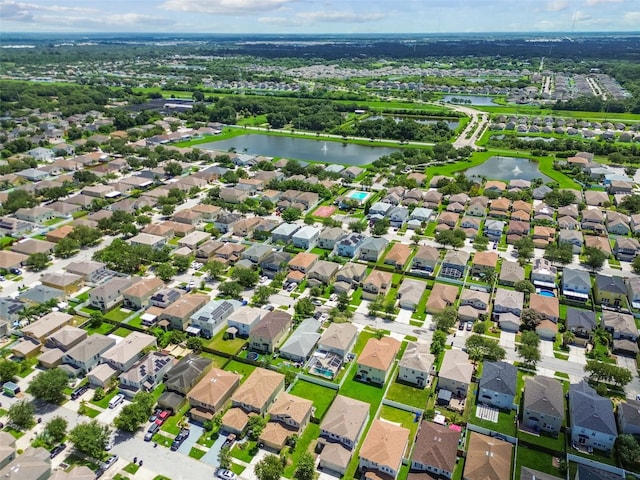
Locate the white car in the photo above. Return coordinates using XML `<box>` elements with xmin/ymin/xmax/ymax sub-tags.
<box><xmin>329</xmin><ymin>294</ymin><xmax>338</xmax><ymax>301</ymax></box>
<box><xmin>217</xmin><ymin>469</ymin><xmax>238</xmax><ymax>480</ymax></box>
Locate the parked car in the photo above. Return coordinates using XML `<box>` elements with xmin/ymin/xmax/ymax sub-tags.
<box><xmin>222</xmin><ymin>434</ymin><xmax>236</xmax><ymax>449</ymax></box>
<box><xmin>155</xmin><ymin>410</ymin><xmax>171</xmax><ymax>426</ymax></box>
<box><xmin>105</xmin><ymin>438</ymin><xmax>114</xmax><ymax>451</ymax></box>
<box><xmin>9</xmin><ymin>268</ymin><xmax>21</xmax><ymax>275</ymax></box>
<box><xmin>49</xmin><ymin>443</ymin><xmax>66</xmax><ymax>459</ymax></box>
<box><xmin>329</xmin><ymin>294</ymin><xmax>338</xmax><ymax>301</ymax></box>
<box><xmin>217</xmin><ymin>469</ymin><xmax>238</xmax><ymax>480</ymax></box>
<box><xmin>287</xmin><ymin>283</ymin><xmax>296</xmax><ymax>292</ymax></box>
<box><xmin>71</xmin><ymin>385</ymin><xmax>88</xmax><ymax>400</ymax></box>
<box><xmin>311</xmin><ymin>299</ymin><xmax>322</xmax><ymax>306</ymax></box>
<box><xmin>104</xmin><ymin>455</ymin><xmax>118</xmax><ymax>469</ymax></box>
<box><xmin>458</xmin><ymin>322</ymin><xmax>464</xmax><ymax>331</ymax></box>
<box><xmin>466</xmin><ymin>321</ymin><xmax>473</xmax><ymax>331</ymax></box>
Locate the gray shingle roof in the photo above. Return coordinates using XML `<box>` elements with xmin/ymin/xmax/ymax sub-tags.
<box><xmin>479</xmin><ymin>361</ymin><xmax>517</xmax><ymax>396</ymax></box>
<box><xmin>565</xmin><ymin>308</ymin><xmax>597</xmax><ymax>332</ymax></box>
<box><xmin>569</xmin><ymin>380</ymin><xmax>616</xmax><ymax>436</ymax></box>
<box><xmin>524</xmin><ymin>376</ymin><xmax>564</xmax><ymax>418</ymax></box>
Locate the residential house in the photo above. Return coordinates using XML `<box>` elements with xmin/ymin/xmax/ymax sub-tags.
<box><xmin>19</xmin><ymin>285</ymin><xmax>64</xmax><ymax>306</ymax></box>
<box><xmin>559</xmin><ymin>230</ymin><xmax>583</xmax><ymax>254</ymax></box>
<box><xmin>440</xmin><ymin>250</ymin><xmax>469</xmax><ymax>279</ymax></box>
<box><xmin>460</xmin><ymin>216</ymin><xmax>481</xmax><ymax>238</ymax></box>
<box><xmin>271</xmin><ymin>223</ymin><xmax>300</xmax><ymax>244</ymax></box>
<box><xmin>231</xmin><ymin>367</ymin><xmax>285</xmax><ymax>415</ymax></box>
<box><xmin>358</xmin><ymin>419</ymin><xmax>409</xmax><ymax>480</ymax></box>
<box><xmin>336</xmin><ymin>233</ymin><xmax>365</xmax><ymax>258</ymax></box>
<box><xmin>189</xmin><ymin>299</ymin><xmax>238</xmax><ymax>340</ymax></box>
<box><xmin>617</xmin><ymin>399</ymin><xmax>640</xmax><ymax>436</ymax></box>
<box><xmin>531</xmin><ymin>258</ymin><xmax>557</xmax><ymax>288</ymax></box>
<box><xmin>398</xmin><ymin>342</ymin><xmax>434</xmax><ymax>388</ymax></box>
<box><xmin>260</xmin><ymin>251</ymin><xmax>293</xmax><ymax>278</ymax></box>
<box><xmin>438</xmin><ymin>349</ymin><xmax>473</xmax><ymax>398</ymax></box>
<box><xmin>318</xmin><ymin>323</ymin><xmax>358</xmax><ymax>358</ymax></box>
<box><xmin>499</xmin><ymin>261</ymin><xmax>524</xmax><ymax>286</ymax></box>
<box><xmin>368</xmin><ymin>202</ymin><xmax>393</xmax><ymax>219</ymax></box>
<box><xmin>62</xmin><ymin>334</ymin><xmax>116</xmax><ymax>374</ymax></box>
<box><xmin>319</xmin><ymin>395</ymin><xmax>369</xmax><ymax>475</ymax></box>
<box><xmin>233</xmin><ymin>217</ymin><xmax>262</xmax><ymax>238</ymax></box>
<box><xmin>178</xmin><ymin>231</ymin><xmax>211</xmax><ymax>250</ymax></box>
<box><xmin>411</xmin><ymin>245</ymin><xmax>439</xmax><ymax>274</ymax></box>
<box><xmin>426</xmin><ymin>283</ymin><xmax>458</xmax><ymax>314</ymax></box>
<box><xmin>574</xmin><ymin>464</ymin><xmax>624</xmax><ymax>480</ymax></box>
<box><xmin>317</xmin><ymin>227</ymin><xmax>345</xmax><ymax>250</ymax></box>
<box><xmin>119</xmin><ymin>352</ymin><xmax>174</xmax><ymax>397</ymax></box>
<box><xmin>149</xmin><ymin>288</ymin><xmax>182</xmax><ymax>309</ymax></box>
<box><xmin>558</xmin><ymin>216</ymin><xmax>579</xmax><ymax>230</ymax></box>
<box><xmin>288</xmin><ymin>252</ymin><xmax>319</xmax><ymax>275</ymax></box>
<box><xmin>459</xmin><ymin>289</ymin><xmax>490</xmax><ymax>322</ymax></box>
<box><xmin>359</xmin><ymin>237</ymin><xmax>389</xmax><ymax>263</ymax></box>
<box><xmin>219</xmin><ymin>187</ymin><xmax>248</xmax><ymax>203</ymax></box>
<box><xmin>45</xmin><ymin>326</ymin><xmax>87</xmax><ymax>352</ymax></box>
<box><xmin>524</xmin><ymin>368</ymin><xmax>562</xmax><ymax>426</ymax></box>
<box><xmin>437</xmin><ymin>211</ymin><xmax>459</xmax><ymax>230</ymax></box>
<box><xmin>260</xmin><ymin>393</ymin><xmax>313</xmax><ymax>450</ymax></box>
<box><xmin>22</xmin><ymin>311</ymin><xmax>73</xmax><ymax>343</ymax></box>
<box><xmin>488</xmin><ymin>197</ymin><xmax>510</xmax><ymax>218</ymax></box>
<box><xmin>249</xmin><ymin>310</ymin><xmax>292</xmax><ymax>354</ymax></box>
<box><xmin>172</xmin><ymin>209</ymin><xmax>203</xmax><ymax>226</ymax></box>
<box><xmin>408</xmin><ymin>207</ymin><xmax>433</xmax><ymax>228</ymax></box>
<box><xmin>466</xmin><ymin>202</ymin><xmax>487</xmax><ymax>217</ymax></box>
<box><xmin>279</xmin><ymin>318</ymin><xmax>321</xmax><ymax>363</ymax></box>
<box><xmin>463</xmin><ymin>433</ymin><xmax>513</xmax><ymax>480</ymax></box>
<box><xmin>602</xmin><ymin>310</ymin><xmax>639</xmax><ymax>356</ymax></box>
<box><xmin>241</xmin><ymin>243</ymin><xmax>272</xmax><ymax>264</ymax></box>
<box><xmin>423</xmin><ymin>189</ymin><xmax>443</xmax><ymax>208</ymax></box>
<box><xmin>478</xmin><ymin>361</ymin><xmax>518</xmax><ymax>410</ymax></box>
<box><xmin>566</xmin><ymin>309</ymin><xmax>597</xmax><ymax>346</ymax></box>
<box><xmin>569</xmin><ymin>381</ymin><xmax>617</xmax><ymax>453</ymax></box>
<box><xmin>15</xmin><ymin>206</ymin><xmax>56</xmax><ymax>224</ymax></box>
<box><xmin>584</xmin><ymin>235</ymin><xmax>612</xmax><ymax>258</ymax></box>
<box><xmin>101</xmin><ymin>331</ymin><xmax>157</xmax><ymax>372</ymax></box>
<box><xmin>484</xmin><ymin>219</ymin><xmax>505</xmax><ymax>240</ymax></box>
<box><xmin>363</xmin><ymin>270</ymin><xmax>393</xmax><ymax>300</ymax></box>
<box><xmin>533</xmin><ymin>226</ymin><xmax>556</xmax><ymax>248</ymax></box>
<box><xmin>159</xmin><ymin>294</ymin><xmax>209</xmax><ymax>331</ymax></box>
<box><xmin>485</xmin><ymin>180</ymin><xmax>507</xmax><ymax>193</ymax></box>
<box><xmin>227</xmin><ymin>306</ymin><xmax>266</xmax><ymax>338</ymax></box>
<box><xmin>122</xmin><ymin>277</ymin><xmax>164</xmax><ymax>310</ymax></box>
<box><xmin>195</xmin><ymin>239</ymin><xmax>223</xmax><ymax>262</ymax></box>
<box><xmin>627</xmin><ymin>276</ymin><xmax>640</xmax><ymax>309</ymax></box>
<box><xmin>581</xmin><ymin>209</ymin><xmax>606</xmax><ymax>233</ymax></box>
<box><xmin>163</xmin><ymin>354</ymin><xmax>212</xmax><ymax>395</ymax></box>
<box><xmin>614</xmin><ymin>237</ymin><xmax>639</xmax><ymax>262</ymax></box>
<box><xmin>388</xmin><ymin>207</ymin><xmax>409</xmax><ymax>227</ymax></box>
<box><xmin>493</xmin><ymin>288</ymin><xmax>524</xmax><ymax>331</ymax></box>
<box><xmin>0</xmin><ymin>251</ymin><xmax>27</xmax><ymax>271</ymax></box>
<box><xmin>594</xmin><ymin>274</ymin><xmax>627</xmax><ymax>308</ymax></box>
<box><xmin>88</xmin><ymin>277</ymin><xmax>135</xmax><ymax>312</ymax></box>
<box><xmin>384</xmin><ymin>243</ymin><xmax>412</xmax><ymax>270</ymax></box>
<box><xmin>607</xmin><ymin>211</ymin><xmax>631</xmax><ymax>236</ymax></box>
<box><xmin>213</xmin><ymin>212</ymin><xmax>242</xmax><ymax>234</ymax></box>
<box><xmin>292</xmin><ymin>225</ymin><xmax>320</xmax><ymax>250</ymax></box>
<box><xmin>213</xmin><ymin>243</ymin><xmax>245</xmax><ymax>266</ymax></box>
<box><xmin>11</xmin><ymin>239</ymin><xmax>54</xmax><ymax>256</ymax></box>
<box><xmin>562</xmin><ymin>268</ymin><xmax>591</xmax><ymax>301</ymax></box>
<box><xmin>65</xmin><ymin>260</ymin><xmax>107</xmax><ymax>283</ymax></box>
<box><xmin>506</xmin><ymin>221</ymin><xmax>530</xmax><ymax>243</ymax></box>
<box><xmin>470</xmin><ymin>251</ymin><xmax>498</xmax><ymax>278</ymax></box>
<box><xmin>357</xmin><ymin>336</ymin><xmax>400</xmax><ymax>385</ymax></box>
<box><xmin>397</xmin><ymin>279</ymin><xmax>427</xmax><ymax>311</ymax></box>
<box><xmin>307</xmin><ymin>260</ymin><xmax>340</xmax><ymax>287</ymax></box>
<box><xmin>188</xmin><ymin>368</ymin><xmax>240</xmax><ymax>423</ymax></box>
<box><xmin>410</xmin><ymin>421</ymin><xmax>460</xmax><ymax>479</ymax></box>
<box><xmin>335</xmin><ymin>262</ymin><xmax>367</xmax><ymax>290</ymax></box>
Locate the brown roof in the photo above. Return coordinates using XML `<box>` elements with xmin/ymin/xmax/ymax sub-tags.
<box><xmin>472</xmin><ymin>251</ymin><xmax>498</xmax><ymax>268</ymax></box>
<box><xmin>412</xmin><ymin>421</ymin><xmax>460</xmax><ymax>473</ymax></box>
<box><xmin>463</xmin><ymin>432</ymin><xmax>512</xmax><ymax>480</ymax></box>
<box><xmin>358</xmin><ymin>337</ymin><xmax>400</xmax><ymax>371</ymax></box>
<box><xmin>288</xmin><ymin>252</ymin><xmax>319</xmax><ymax>270</ymax></box>
<box><xmin>161</xmin><ymin>294</ymin><xmax>208</xmax><ymax>319</ymax></box>
<box><xmin>512</xmin><ymin>200</ymin><xmax>532</xmax><ymax>213</ymax></box>
<box><xmin>364</xmin><ymin>270</ymin><xmax>393</xmax><ymax>291</ymax></box>
<box><xmin>384</xmin><ymin>243</ymin><xmax>412</xmax><ymax>266</ymax></box>
<box><xmin>426</xmin><ymin>283</ymin><xmax>458</xmax><ymax>312</ymax></box>
<box><xmin>490</xmin><ymin>197</ymin><xmax>510</xmax><ymax>210</ymax></box>
<box><xmin>485</xmin><ymin>180</ymin><xmax>506</xmax><ymax>191</ymax></box>
<box><xmin>0</xmin><ymin>250</ymin><xmax>27</xmax><ymax>269</ymax></box>
<box><xmin>251</xmin><ymin>310</ymin><xmax>292</xmax><ymax>340</ymax></box>
<box><xmin>231</xmin><ymin>367</ymin><xmax>284</xmax><ymax>411</ymax></box>
<box><xmin>584</xmin><ymin>235</ymin><xmax>612</xmax><ymax>255</ymax></box>
<box><xmin>188</xmin><ymin>368</ymin><xmax>240</xmax><ymax>409</ymax></box>
<box><xmin>267</xmin><ymin>392</ymin><xmax>313</xmax><ymax>425</ymax></box>
<box><xmin>123</xmin><ymin>277</ymin><xmax>164</xmax><ymax>298</ymax></box>
<box><xmin>359</xmin><ymin>420</ymin><xmax>409</xmax><ymax>471</ymax></box>
<box><xmin>529</xmin><ymin>293</ymin><xmax>559</xmax><ymax>319</ymax></box>
<box><xmin>222</xmin><ymin>407</ymin><xmax>251</xmax><ymax>432</ymax></box>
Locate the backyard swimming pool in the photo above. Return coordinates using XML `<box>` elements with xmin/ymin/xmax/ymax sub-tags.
<box><xmin>537</xmin><ymin>290</ymin><xmax>556</xmax><ymax>297</ymax></box>
<box><xmin>349</xmin><ymin>191</ymin><xmax>369</xmax><ymax>201</ymax></box>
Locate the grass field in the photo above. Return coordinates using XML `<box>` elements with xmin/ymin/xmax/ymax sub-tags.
<box><xmin>206</xmin><ymin>328</ymin><xmax>246</xmax><ymax>354</ymax></box>
<box><xmin>283</xmin><ymin>424</ymin><xmax>321</xmax><ymax>478</ymax></box>
<box><xmin>385</xmin><ymin>378</ymin><xmax>431</xmax><ymax>409</ymax></box>
<box><xmin>289</xmin><ymin>380</ymin><xmax>337</xmax><ymax>420</ymax></box>
<box><xmin>514</xmin><ymin>445</ymin><xmax>562</xmax><ymax>480</ymax></box>
<box><xmin>223</xmin><ymin>359</ymin><xmax>257</xmax><ymax>382</ymax></box>
<box><xmin>340</xmin><ymin>371</ymin><xmax>386</xmax><ymax>409</ymax></box>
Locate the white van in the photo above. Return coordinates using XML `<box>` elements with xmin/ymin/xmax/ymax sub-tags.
<box><xmin>108</xmin><ymin>394</ymin><xmax>124</xmax><ymax>409</ymax></box>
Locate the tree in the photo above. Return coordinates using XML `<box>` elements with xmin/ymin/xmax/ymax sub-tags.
<box><xmin>583</xmin><ymin>246</ymin><xmax>607</xmax><ymax>271</ymax></box>
<box><xmin>44</xmin><ymin>416</ymin><xmax>68</xmax><ymax>444</ymax></box>
<box><xmin>69</xmin><ymin>225</ymin><xmax>102</xmax><ymax>247</ymax></box>
<box><xmin>203</xmin><ymin>260</ymin><xmax>226</xmax><ymax>280</ymax></box>
<box><xmin>93</xmin><ymin>387</ymin><xmax>105</xmax><ymax>402</ymax></box>
<box><xmin>26</xmin><ymin>252</ymin><xmax>49</xmax><ymax>271</ymax></box>
<box><xmin>231</xmin><ymin>267</ymin><xmax>259</xmax><ymax>288</ymax></box>
<box><xmin>7</xmin><ymin>400</ymin><xmax>35</xmax><ymax>429</ymax></box>
<box><xmin>514</xmin><ymin>237</ymin><xmax>534</xmax><ymax>265</ymax></box>
<box><xmin>435</xmin><ymin>229</ymin><xmax>466</xmax><ymax>249</ymax></box>
<box><xmin>434</xmin><ymin>307</ymin><xmax>458</xmax><ymax>332</ymax></box>
<box><xmin>247</xmin><ymin>415</ymin><xmax>267</xmax><ymax>441</ymax></box>
<box><xmin>114</xmin><ymin>402</ymin><xmax>148</xmax><ymax>432</ymax></box>
<box><xmin>54</xmin><ymin>237</ymin><xmax>80</xmax><ymax>258</ymax></box>
<box><xmin>473</xmin><ymin>235</ymin><xmax>490</xmax><ymax>252</ymax></box>
<box><xmin>88</xmin><ymin>311</ymin><xmax>103</xmax><ymax>329</ymax></box>
<box><xmin>295</xmin><ymin>298</ymin><xmax>315</xmax><ymax>317</ymax></box>
<box><xmin>371</xmin><ymin>218</ymin><xmax>390</xmax><ymax>236</ymax></box>
<box><xmin>161</xmin><ymin>203</ymin><xmax>175</xmax><ymax>217</ymax></box>
<box><xmin>584</xmin><ymin>360</ymin><xmax>633</xmax><ymax>387</ymax></box>
<box><xmin>0</xmin><ymin>359</ymin><xmax>19</xmax><ymax>383</ymax></box>
<box><xmin>633</xmin><ymin>255</ymin><xmax>640</xmax><ymax>274</ymax></box>
<box><xmin>337</xmin><ymin>292</ymin><xmax>349</xmax><ymax>312</ymax></box>
<box><xmin>172</xmin><ymin>255</ymin><xmax>191</xmax><ymax>274</ymax></box>
<box><xmin>431</xmin><ymin>330</ymin><xmax>447</xmax><ymax>355</ymax></box>
<box><xmin>349</xmin><ymin>220</ymin><xmax>366</xmax><ymax>233</ymax></box>
<box><xmin>218</xmin><ymin>281</ymin><xmax>242</xmax><ymax>298</ymax></box>
<box><xmin>465</xmin><ymin>335</ymin><xmax>506</xmax><ymax>362</ymax></box>
<box><xmin>254</xmin><ymin>454</ymin><xmax>284</xmax><ymax>480</ymax></box>
<box><xmin>69</xmin><ymin>420</ymin><xmax>110</xmax><ymax>458</ymax></box>
<box><xmin>294</xmin><ymin>452</ymin><xmax>316</xmax><ymax>480</ymax></box>
<box><xmin>562</xmin><ymin>331</ymin><xmax>575</xmax><ymax>347</ymax></box>
<box><xmin>514</xmin><ymin>280</ymin><xmax>535</xmax><ymax>294</ymax></box>
<box><xmin>617</xmin><ymin>434</ymin><xmax>640</xmax><ymax>468</ymax></box>
<box><xmin>155</xmin><ymin>263</ymin><xmax>177</xmax><ymax>282</ymax></box>
<box><xmin>27</xmin><ymin>368</ymin><xmax>69</xmax><ymax>404</ymax></box>
<box><xmin>252</xmin><ymin>285</ymin><xmax>273</xmax><ymax>305</ymax></box>
<box><xmin>218</xmin><ymin>446</ymin><xmax>232</xmax><ymax>469</ymax></box>
<box><xmin>521</xmin><ymin>309</ymin><xmax>543</xmax><ymax>331</ymax></box>
<box><xmin>164</xmin><ymin>161</ymin><xmax>183</xmax><ymax>177</ymax></box>
<box><xmin>186</xmin><ymin>336</ymin><xmax>203</xmax><ymax>353</ymax></box>
<box><xmin>281</xmin><ymin>207</ymin><xmax>301</xmax><ymax>222</ymax></box>
<box><xmin>520</xmin><ymin>330</ymin><xmax>541</xmax><ymax>348</ymax></box>
<box><xmin>517</xmin><ymin>343</ymin><xmax>540</xmax><ymax>369</ymax></box>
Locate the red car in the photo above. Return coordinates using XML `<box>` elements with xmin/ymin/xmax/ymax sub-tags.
<box><xmin>155</xmin><ymin>410</ymin><xmax>171</xmax><ymax>426</ymax></box>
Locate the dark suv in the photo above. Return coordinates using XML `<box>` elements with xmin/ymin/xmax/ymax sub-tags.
<box><xmin>71</xmin><ymin>385</ymin><xmax>88</xmax><ymax>400</ymax></box>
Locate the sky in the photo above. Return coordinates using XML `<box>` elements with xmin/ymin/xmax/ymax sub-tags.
<box><xmin>0</xmin><ymin>0</ymin><xmax>638</xmax><ymax>34</ymax></box>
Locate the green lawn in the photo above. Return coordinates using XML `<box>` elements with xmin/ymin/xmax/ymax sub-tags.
<box><xmin>229</xmin><ymin>463</ymin><xmax>246</xmax><ymax>476</ymax></box>
<box><xmin>206</xmin><ymin>328</ymin><xmax>246</xmax><ymax>354</ymax></box>
<box><xmin>3</xmin><ymin>426</ymin><xmax>25</xmax><ymax>439</ymax></box>
<box><xmin>385</xmin><ymin>378</ymin><xmax>431</xmax><ymax>409</ymax></box>
<box><xmin>340</xmin><ymin>372</ymin><xmax>386</xmax><ymax>409</ymax></box>
<box><xmin>283</xmin><ymin>424</ymin><xmax>321</xmax><ymax>478</ymax></box>
<box><xmin>83</xmin><ymin>322</ymin><xmax>114</xmax><ymax>335</ymax></box>
<box><xmin>104</xmin><ymin>308</ymin><xmax>132</xmax><ymax>322</ymax></box>
<box><xmin>379</xmin><ymin>405</ymin><xmax>419</xmax><ymax>450</ymax></box>
<box><xmin>81</xmin><ymin>406</ymin><xmax>101</xmax><ymax>418</ymax></box>
<box><xmin>188</xmin><ymin>447</ymin><xmax>207</xmax><ymax>459</ymax></box>
<box><xmin>518</xmin><ymin>430</ymin><xmax>566</xmax><ymax>453</ymax></box>
<box><xmin>353</xmin><ymin>329</ymin><xmax>377</xmax><ymax>355</ymax></box>
<box><xmin>230</xmin><ymin>440</ymin><xmax>258</xmax><ymax>463</ymax></box>
<box><xmin>111</xmin><ymin>327</ymin><xmax>134</xmax><ymax>338</ymax></box>
<box><xmin>152</xmin><ymin>433</ymin><xmax>174</xmax><ymax>448</ymax></box>
<box><xmin>62</xmin><ymin>453</ymin><xmax>99</xmax><ymax>472</ymax></box>
<box><xmin>514</xmin><ymin>445</ymin><xmax>562</xmax><ymax>480</ymax></box>
<box><xmin>198</xmin><ymin>351</ymin><xmax>228</xmax><ymax>369</ymax></box>
<box><xmin>289</xmin><ymin>380</ymin><xmax>337</xmax><ymax>420</ymax></box>
<box><xmin>123</xmin><ymin>463</ymin><xmax>140</xmax><ymax>475</ymax></box>
<box><xmin>223</xmin><ymin>360</ymin><xmax>256</xmax><ymax>382</ymax></box>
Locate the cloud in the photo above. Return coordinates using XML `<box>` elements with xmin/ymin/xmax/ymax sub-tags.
<box><xmin>574</xmin><ymin>10</ymin><xmax>592</xmax><ymax>21</ymax></box>
<box><xmin>585</xmin><ymin>0</ymin><xmax>623</xmax><ymax>5</ymax></box>
<box><xmin>260</xmin><ymin>9</ymin><xmax>386</xmax><ymax>26</ymax></box>
<box><xmin>160</xmin><ymin>0</ymin><xmax>294</xmax><ymax>15</ymax></box>
<box><xmin>545</xmin><ymin>0</ymin><xmax>569</xmax><ymax>11</ymax></box>
<box><xmin>623</xmin><ymin>11</ymin><xmax>640</xmax><ymax>24</ymax></box>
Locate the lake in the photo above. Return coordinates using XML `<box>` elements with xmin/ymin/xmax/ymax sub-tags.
<box><xmin>365</xmin><ymin>115</ymin><xmax>460</xmax><ymax>130</ymax></box>
<box><xmin>442</xmin><ymin>94</ymin><xmax>500</xmax><ymax>106</ymax></box>
<box><xmin>197</xmin><ymin>134</ymin><xmax>400</xmax><ymax>166</ymax></box>
<box><xmin>465</xmin><ymin>156</ymin><xmax>551</xmax><ymax>182</ymax></box>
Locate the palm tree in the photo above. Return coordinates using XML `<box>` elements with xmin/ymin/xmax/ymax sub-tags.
<box><xmin>562</xmin><ymin>331</ymin><xmax>575</xmax><ymax>348</ymax></box>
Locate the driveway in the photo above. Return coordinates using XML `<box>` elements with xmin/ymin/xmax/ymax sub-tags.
<box><xmin>617</xmin><ymin>355</ymin><xmax>638</xmax><ymax>374</ymax></box>
<box><xmin>177</xmin><ymin>423</ymin><xmax>205</xmax><ymax>455</ymax></box>
<box><xmin>200</xmin><ymin>433</ymin><xmax>230</xmax><ymax>467</ymax></box>
<box><xmin>539</xmin><ymin>340</ymin><xmax>554</xmax><ymax>357</ymax></box>
<box><xmin>396</xmin><ymin>309</ymin><xmax>413</xmax><ymax>325</ymax></box>
<box><xmin>499</xmin><ymin>332</ymin><xmax>516</xmax><ymax>350</ymax></box>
